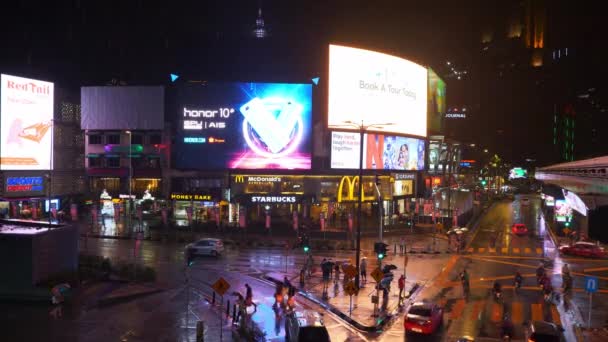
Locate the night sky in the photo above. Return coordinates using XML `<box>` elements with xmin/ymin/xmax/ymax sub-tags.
<box><xmin>1</xmin><ymin>0</ymin><xmax>606</xmax><ymax>166</ymax></box>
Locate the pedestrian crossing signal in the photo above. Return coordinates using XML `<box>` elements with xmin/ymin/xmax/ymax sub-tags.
<box><xmin>303</xmin><ymin>246</ymin><xmax>310</xmax><ymax>253</ymax></box>
<box><xmin>378</xmin><ymin>253</ymin><xmax>385</xmax><ymax>259</ymax></box>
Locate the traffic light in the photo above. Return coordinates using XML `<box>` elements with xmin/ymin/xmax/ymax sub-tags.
<box><xmin>565</xmin><ymin>221</ymin><xmax>570</xmax><ymax>227</ymax></box>
<box><xmin>303</xmin><ymin>236</ymin><xmax>310</xmax><ymax>253</ymax></box>
<box><xmin>481</xmin><ymin>180</ymin><xmax>487</xmax><ymax>186</ymax></box>
<box><xmin>374</xmin><ymin>242</ymin><xmax>388</xmax><ymax>259</ymax></box>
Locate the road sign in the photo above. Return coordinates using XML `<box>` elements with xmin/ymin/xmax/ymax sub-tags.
<box><xmin>343</xmin><ymin>281</ymin><xmax>358</xmax><ymax>296</ymax></box>
<box><xmin>211</xmin><ymin>277</ymin><xmax>231</xmax><ymax>296</ymax></box>
<box><xmin>342</xmin><ymin>264</ymin><xmax>357</xmax><ymax>279</ymax></box>
<box><xmin>371</xmin><ymin>267</ymin><xmax>384</xmax><ymax>283</ymax></box>
<box><xmin>585</xmin><ymin>276</ymin><xmax>598</xmax><ymax>293</ymax></box>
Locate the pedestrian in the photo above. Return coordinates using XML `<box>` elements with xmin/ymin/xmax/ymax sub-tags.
<box><xmin>398</xmin><ymin>274</ymin><xmax>406</xmax><ymax>305</ymax></box>
<box><xmin>321</xmin><ymin>259</ymin><xmax>330</xmax><ymax>295</ymax></box>
<box><xmin>561</xmin><ymin>263</ymin><xmax>570</xmax><ymax>277</ymax></box>
<box><xmin>334</xmin><ymin>262</ymin><xmax>340</xmax><ymax>284</ymax></box>
<box><xmin>460</xmin><ymin>269</ymin><xmax>470</xmax><ymax>296</ymax></box>
<box><xmin>306</xmin><ymin>254</ymin><xmax>313</xmax><ymax>277</ymax></box>
<box><xmin>360</xmin><ymin>256</ymin><xmax>368</xmax><ymax>283</ymax></box>
<box><xmin>400</xmin><ymin>236</ymin><xmax>405</xmax><ymax>254</ymax></box>
<box><xmin>245</xmin><ymin>283</ymin><xmax>257</xmax><ymax>313</ymax></box>
<box><xmin>328</xmin><ymin>258</ymin><xmax>334</xmax><ymax>278</ymax></box>
<box><xmin>283</xmin><ymin>276</ymin><xmax>292</xmax><ymax>297</ymax></box>
<box><xmin>234</xmin><ymin>292</ymin><xmax>246</xmax><ymax>324</ymax></box>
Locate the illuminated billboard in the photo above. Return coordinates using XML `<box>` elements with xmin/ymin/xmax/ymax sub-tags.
<box><xmin>175</xmin><ymin>82</ymin><xmax>312</xmax><ymax>170</ymax></box>
<box><xmin>328</xmin><ymin>45</ymin><xmax>427</xmax><ymax>137</ymax></box>
<box><xmin>1</xmin><ymin>74</ymin><xmax>54</xmax><ymax>170</ymax></box>
<box><xmin>331</xmin><ymin>131</ymin><xmax>425</xmax><ymax>170</ymax></box>
<box><xmin>562</xmin><ymin>189</ymin><xmax>587</xmax><ymax>216</ymax></box>
<box><xmin>428</xmin><ymin>68</ymin><xmax>446</xmax><ymax>134</ymax></box>
<box><xmin>509</xmin><ymin>167</ymin><xmax>528</xmax><ymax>180</ymax></box>
<box><xmin>555</xmin><ymin>199</ymin><xmax>572</xmax><ymax>222</ymax></box>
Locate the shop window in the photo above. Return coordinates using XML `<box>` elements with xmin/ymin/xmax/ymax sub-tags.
<box><xmin>106</xmin><ymin>157</ymin><xmax>120</xmax><ymax>168</ymax></box>
<box><xmin>130</xmin><ymin>134</ymin><xmax>143</xmax><ymax>145</ymax></box>
<box><xmin>88</xmin><ymin>157</ymin><xmax>102</xmax><ymax>167</ymax></box>
<box><xmin>149</xmin><ymin>134</ymin><xmax>162</xmax><ymax>145</ymax></box>
<box><xmin>89</xmin><ymin>134</ymin><xmax>102</xmax><ymax>145</ymax></box>
<box><xmin>107</xmin><ymin>134</ymin><xmax>120</xmax><ymax>145</ymax></box>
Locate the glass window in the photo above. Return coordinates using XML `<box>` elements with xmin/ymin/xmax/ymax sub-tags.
<box><xmin>130</xmin><ymin>134</ymin><xmax>143</xmax><ymax>145</ymax></box>
<box><xmin>88</xmin><ymin>157</ymin><xmax>102</xmax><ymax>167</ymax></box>
<box><xmin>149</xmin><ymin>134</ymin><xmax>162</xmax><ymax>145</ymax></box>
<box><xmin>107</xmin><ymin>134</ymin><xmax>120</xmax><ymax>144</ymax></box>
<box><xmin>106</xmin><ymin>157</ymin><xmax>120</xmax><ymax>168</ymax></box>
<box><xmin>89</xmin><ymin>135</ymin><xmax>102</xmax><ymax>145</ymax></box>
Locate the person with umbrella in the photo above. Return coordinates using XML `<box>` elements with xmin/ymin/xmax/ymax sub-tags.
<box><xmin>360</xmin><ymin>256</ymin><xmax>368</xmax><ymax>283</ymax></box>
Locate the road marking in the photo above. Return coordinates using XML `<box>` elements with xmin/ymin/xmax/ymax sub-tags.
<box><xmin>450</xmin><ymin>299</ymin><xmax>466</xmax><ymax>320</ymax></box>
<box><xmin>490</xmin><ymin>302</ymin><xmax>503</xmax><ymax>322</ymax></box>
<box><xmin>513</xmin><ymin>248</ymin><xmax>520</xmax><ymax>254</ymax></box>
<box><xmin>524</xmin><ymin>247</ymin><xmax>532</xmax><ymax>254</ymax></box>
<box><xmin>478</xmin><ymin>248</ymin><xmax>486</xmax><ymax>253</ymax></box>
<box><xmin>512</xmin><ymin>302</ymin><xmax>523</xmax><ymax>324</ymax></box>
<box><xmin>583</xmin><ymin>266</ymin><xmax>608</xmax><ymax>273</ymax></box>
<box><xmin>467</xmin><ymin>256</ymin><xmax>539</xmax><ymax>269</ymax></box>
<box><xmin>536</xmin><ymin>248</ymin><xmax>543</xmax><ymax>255</ymax></box>
<box><xmin>437</xmin><ymin>255</ymin><xmax>460</xmax><ymax>286</ymax></box>
<box><xmin>550</xmin><ymin>305</ymin><xmax>561</xmax><ymax>326</ymax></box>
<box><xmin>468</xmin><ymin>248</ymin><xmax>474</xmax><ymax>253</ymax></box>
<box><xmin>488</xmin><ymin>247</ymin><xmax>496</xmax><ymax>253</ymax></box>
<box><xmin>531</xmin><ymin>303</ymin><xmax>543</xmax><ymax>322</ymax></box>
<box><xmin>473</xmin><ymin>273</ymin><xmax>536</xmax><ymax>283</ymax></box>
<box><xmin>470</xmin><ymin>301</ymin><xmax>485</xmax><ymax>321</ymax></box>
<box><xmin>501</xmin><ymin>247</ymin><xmax>508</xmax><ymax>254</ymax></box>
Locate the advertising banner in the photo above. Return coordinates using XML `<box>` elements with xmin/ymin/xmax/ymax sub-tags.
<box><xmin>427</xmin><ymin>68</ymin><xmax>446</xmax><ymax>135</ymax></box>
<box><xmin>331</xmin><ymin>131</ymin><xmax>425</xmax><ymax>170</ymax></box>
<box><xmin>292</xmin><ymin>210</ymin><xmax>298</xmax><ymax>230</ymax></box>
<box><xmin>265</xmin><ymin>213</ymin><xmax>271</xmax><ymax>229</ymax></box>
<box><xmin>555</xmin><ymin>200</ymin><xmax>572</xmax><ymax>222</ymax></box>
<box><xmin>1</xmin><ymin>74</ymin><xmax>54</xmax><ymax>170</ymax></box>
<box><xmin>393</xmin><ymin>179</ymin><xmax>414</xmax><ymax>196</ymax></box>
<box><xmin>175</xmin><ymin>82</ymin><xmax>312</xmax><ymax>170</ymax></box>
<box><xmin>328</xmin><ymin>45</ymin><xmax>427</xmax><ymax>137</ymax></box>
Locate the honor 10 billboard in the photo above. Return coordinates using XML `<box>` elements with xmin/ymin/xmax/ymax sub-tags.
<box><xmin>175</xmin><ymin>82</ymin><xmax>312</xmax><ymax>170</ymax></box>
<box><xmin>331</xmin><ymin>131</ymin><xmax>425</xmax><ymax>170</ymax></box>
<box><xmin>1</xmin><ymin>74</ymin><xmax>54</xmax><ymax>170</ymax></box>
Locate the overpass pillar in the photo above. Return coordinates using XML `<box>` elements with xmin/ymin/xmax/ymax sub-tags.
<box><xmin>579</xmin><ymin>214</ymin><xmax>589</xmax><ymax>239</ymax></box>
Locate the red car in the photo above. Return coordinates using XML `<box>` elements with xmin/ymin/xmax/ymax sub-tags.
<box><xmin>512</xmin><ymin>223</ymin><xmax>528</xmax><ymax>235</ymax></box>
<box><xmin>404</xmin><ymin>302</ymin><xmax>443</xmax><ymax>334</ymax></box>
<box><xmin>559</xmin><ymin>242</ymin><xmax>606</xmax><ymax>258</ymax></box>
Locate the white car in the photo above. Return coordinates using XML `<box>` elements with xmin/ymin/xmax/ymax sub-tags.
<box><xmin>186</xmin><ymin>238</ymin><xmax>224</xmax><ymax>257</ymax></box>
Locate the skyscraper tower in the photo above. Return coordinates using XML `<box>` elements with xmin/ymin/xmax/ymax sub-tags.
<box><xmin>252</xmin><ymin>7</ymin><xmax>269</xmax><ymax>39</ymax></box>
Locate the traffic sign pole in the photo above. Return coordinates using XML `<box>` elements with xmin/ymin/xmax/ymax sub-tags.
<box><xmin>589</xmin><ymin>292</ymin><xmax>592</xmax><ymax>329</ymax></box>
<box><xmin>585</xmin><ymin>276</ymin><xmax>598</xmax><ymax>329</ymax></box>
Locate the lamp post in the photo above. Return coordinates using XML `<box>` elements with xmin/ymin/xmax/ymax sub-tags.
<box><xmin>126</xmin><ymin>130</ymin><xmax>133</xmax><ymax>234</ymax></box>
<box><xmin>340</xmin><ymin>120</ymin><xmax>394</xmax><ymax>288</ymax></box>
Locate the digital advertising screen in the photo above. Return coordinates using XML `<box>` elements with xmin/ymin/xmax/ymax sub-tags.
<box><xmin>428</xmin><ymin>68</ymin><xmax>446</xmax><ymax>135</ymax></box>
<box><xmin>509</xmin><ymin>167</ymin><xmax>528</xmax><ymax>180</ymax></box>
<box><xmin>330</xmin><ymin>131</ymin><xmax>425</xmax><ymax>171</ymax></box>
<box><xmin>563</xmin><ymin>189</ymin><xmax>587</xmax><ymax>216</ymax></box>
<box><xmin>328</xmin><ymin>44</ymin><xmax>427</xmax><ymax>137</ymax></box>
<box><xmin>1</xmin><ymin>74</ymin><xmax>54</xmax><ymax>170</ymax></box>
<box><xmin>428</xmin><ymin>141</ymin><xmax>440</xmax><ymax>172</ymax></box>
<box><xmin>555</xmin><ymin>199</ymin><xmax>572</xmax><ymax>222</ymax></box>
<box><xmin>175</xmin><ymin>82</ymin><xmax>312</xmax><ymax>170</ymax></box>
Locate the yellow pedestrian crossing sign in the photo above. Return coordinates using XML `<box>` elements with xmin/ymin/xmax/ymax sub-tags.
<box><xmin>211</xmin><ymin>277</ymin><xmax>231</xmax><ymax>296</ymax></box>
<box><xmin>343</xmin><ymin>281</ymin><xmax>358</xmax><ymax>296</ymax></box>
<box><xmin>371</xmin><ymin>267</ymin><xmax>384</xmax><ymax>283</ymax></box>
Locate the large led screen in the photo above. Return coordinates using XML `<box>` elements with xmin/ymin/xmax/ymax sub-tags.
<box><xmin>175</xmin><ymin>82</ymin><xmax>312</xmax><ymax>170</ymax></box>
<box><xmin>428</xmin><ymin>68</ymin><xmax>446</xmax><ymax>135</ymax></box>
<box><xmin>1</xmin><ymin>74</ymin><xmax>54</xmax><ymax>170</ymax></box>
<box><xmin>328</xmin><ymin>45</ymin><xmax>427</xmax><ymax>137</ymax></box>
<box><xmin>331</xmin><ymin>131</ymin><xmax>425</xmax><ymax>170</ymax></box>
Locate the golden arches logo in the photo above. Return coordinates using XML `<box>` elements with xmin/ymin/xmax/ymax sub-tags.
<box><xmin>337</xmin><ymin>176</ymin><xmax>371</xmax><ymax>202</ymax></box>
<box><xmin>234</xmin><ymin>175</ymin><xmax>245</xmax><ymax>183</ymax></box>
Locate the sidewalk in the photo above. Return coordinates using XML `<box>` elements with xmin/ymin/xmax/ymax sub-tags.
<box><xmin>266</xmin><ymin>250</ymin><xmax>451</xmax><ymax>330</ymax></box>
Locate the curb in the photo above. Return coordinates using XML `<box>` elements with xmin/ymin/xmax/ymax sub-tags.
<box><xmin>265</xmin><ymin>275</ymin><xmax>421</xmax><ymax>332</ymax></box>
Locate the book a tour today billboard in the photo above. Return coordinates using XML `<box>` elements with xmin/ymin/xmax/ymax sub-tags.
<box><xmin>1</xmin><ymin>74</ymin><xmax>54</xmax><ymax>170</ymax></box>
<box><xmin>328</xmin><ymin>45</ymin><xmax>427</xmax><ymax>137</ymax></box>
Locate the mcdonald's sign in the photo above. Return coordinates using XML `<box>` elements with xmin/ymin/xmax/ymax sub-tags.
<box><xmin>234</xmin><ymin>175</ymin><xmax>245</xmax><ymax>183</ymax></box>
<box><xmin>337</xmin><ymin>176</ymin><xmax>376</xmax><ymax>202</ymax></box>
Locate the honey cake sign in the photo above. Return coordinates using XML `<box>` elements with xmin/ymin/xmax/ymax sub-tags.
<box><xmin>1</xmin><ymin>74</ymin><xmax>54</xmax><ymax>170</ymax></box>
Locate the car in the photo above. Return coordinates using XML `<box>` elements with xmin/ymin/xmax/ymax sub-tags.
<box><xmin>186</xmin><ymin>238</ymin><xmax>224</xmax><ymax>257</ymax></box>
<box><xmin>511</xmin><ymin>223</ymin><xmax>528</xmax><ymax>235</ymax></box>
<box><xmin>559</xmin><ymin>241</ymin><xmax>605</xmax><ymax>258</ymax></box>
<box><xmin>525</xmin><ymin>321</ymin><xmax>565</xmax><ymax>342</ymax></box>
<box><xmin>404</xmin><ymin>302</ymin><xmax>443</xmax><ymax>335</ymax></box>
<box><xmin>285</xmin><ymin>310</ymin><xmax>330</xmax><ymax>342</ymax></box>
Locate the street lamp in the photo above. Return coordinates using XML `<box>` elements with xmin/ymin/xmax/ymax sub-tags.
<box><xmin>125</xmin><ymin>130</ymin><xmax>132</xmax><ymax>233</ymax></box>
<box><xmin>339</xmin><ymin>120</ymin><xmax>395</xmax><ymax>288</ymax></box>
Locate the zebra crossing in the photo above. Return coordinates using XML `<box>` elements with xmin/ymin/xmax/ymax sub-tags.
<box><xmin>467</xmin><ymin>246</ymin><xmax>545</xmax><ymax>256</ymax></box>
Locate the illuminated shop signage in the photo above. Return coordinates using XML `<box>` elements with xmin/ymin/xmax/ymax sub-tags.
<box><xmin>248</xmin><ymin>194</ymin><xmax>300</xmax><ymax>203</ymax></box>
<box><xmin>393</xmin><ymin>173</ymin><xmax>416</xmax><ymax>180</ymax></box>
<box><xmin>170</xmin><ymin>193</ymin><xmax>212</xmax><ymax>201</ymax></box>
<box><xmin>234</xmin><ymin>175</ymin><xmax>283</xmax><ymax>184</ymax></box>
<box><xmin>6</xmin><ymin>176</ymin><xmax>44</xmax><ymax>192</ymax></box>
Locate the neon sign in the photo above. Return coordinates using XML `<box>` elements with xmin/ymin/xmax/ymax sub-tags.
<box><xmin>6</xmin><ymin>176</ymin><xmax>44</xmax><ymax>192</ymax></box>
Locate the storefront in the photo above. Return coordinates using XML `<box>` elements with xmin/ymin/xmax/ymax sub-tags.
<box><xmin>391</xmin><ymin>173</ymin><xmax>416</xmax><ymax>223</ymax></box>
<box><xmin>170</xmin><ymin>191</ymin><xmax>225</xmax><ymax>226</ymax></box>
<box><xmin>0</xmin><ymin>174</ymin><xmax>57</xmax><ymax>220</ymax></box>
